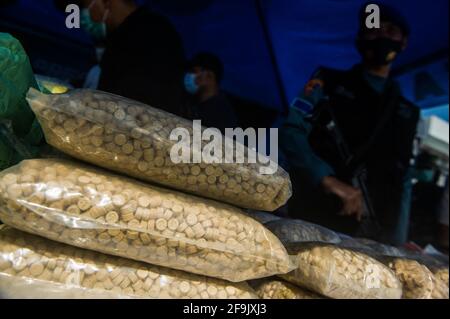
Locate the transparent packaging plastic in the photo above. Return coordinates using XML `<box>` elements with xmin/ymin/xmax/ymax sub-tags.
<box><xmin>280</xmin><ymin>244</ymin><xmax>403</xmax><ymax>299</ymax></box>
<box><xmin>338</xmin><ymin>240</ymin><xmax>448</xmax><ymax>299</ymax></box>
<box><xmin>433</xmin><ymin>267</ymin><xmax>449</xmax><ymax>287</ymax></box>
<box><xmin>26</xmin><ymin>88</ymin><xmax>291</xmax><ymax>211</ymax></box>
<box><xmin>0</xmin><ymin>159</ymin><xmax>293</xmax><ymax>282</ymax></box>
<box><xmin>350</xmin><ymin>238</ymin><xmax>405</xmax><ymax>258</ymax></box>
<box><xmin>384</xmin><ymin>258</ymin><xmax>435</xmax><ymax>299</ymax></box>
<box><xmin>0</xmin><ymin>226</ymin><xmax>258</xmax><ymax>299</ymax></box>
<box><xmin>392</xmin><ymin>251</ymin><xmax>449</xmax><ymax>299</ymax></box>
<box><xmin>264</xmin><ymin>219</ymin><xmax>341</xmax><ymax>245</ymax></box>
<box><xmin>429</xmin><ymin>272</ymin><xmax>449</xmax><ymax>299</ymax></box>
<box><xmin>243</xmin><ymin>211</ymin><xmax>282</xmax><ymax>224</ymax></box>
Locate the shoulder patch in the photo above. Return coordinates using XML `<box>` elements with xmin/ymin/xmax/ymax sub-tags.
<box><xmin>304</xmin><ymin>78</ymin><xmax>324</xmax><ymax>97</ymax></box>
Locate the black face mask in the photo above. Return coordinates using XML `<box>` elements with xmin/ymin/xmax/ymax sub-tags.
<box><xmin>357</xmin><ymin>38</ymin><xmax>403</xmax><ymax>66</ymax></box>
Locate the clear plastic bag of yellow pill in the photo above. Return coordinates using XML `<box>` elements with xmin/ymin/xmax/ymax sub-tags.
<box><xmin>336</xmin><ymin>242</ymin><xmax>448</xmax><ymax>300</ymax></box>
<box><xmin>379</xmin><ymin>257</ymin><xmax>436</xmax><ymax>299</ymax></box>
<box><xmin>0</xmin><ymin>159</ymin><xmax>293</xmax><ymax>282</ymax></box>
<box><xmin>396</xmin><ymin>253</ymin><xmax>449</xmax><ymax>299</ymax></box>
<box><xmin>280</xmin><ymin>243</ymin><xmax>403</xmax><ymax>299</ymax></box>
<box><xmin>25</xmin><ymin>88</ymin><xmax>291</xmax><ymax>212</ymax></box>
<box><xmin>430</xmin><ymin>271</ymin><xmax>449</xmax><ymax>299</ymax></box>
<box><xmin>0</xmin><ymin>226</ymin><xmax>258</xmax><ymax>299</ymax></box>
<box><xmin>431</xmin><ymin>267</ymin><xmax>449</xmax><ymax>288</ymax></box>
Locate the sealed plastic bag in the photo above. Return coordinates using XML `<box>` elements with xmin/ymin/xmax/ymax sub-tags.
<box><xmin>384</xmin><ymin>258</ymin><xmax>435</xmax><ymax>299</ymax></box>
<box><xmin>281</xmin><ymin>244</ymin><xmax>402</xmax><ymax>299</ymax></box>
<box><xmin>264</xmin><ymin>219</ymin><xmax>341</xmax><ymax>245</ymax></box>
<box><xmin>0</xmin><ymin>159</ymin><xmax>292</xmax><ymax>282</ymax></box>
<box><xmin>433</xmin><ymin>267</ymin><xmax>449</xmax><ymax>286</ymax></box>
<box><xmin>252</xmin><ymin>279</ymin><xmax>322</xmax><ymax>299</ymax></box>
<box><xmin>430</xmin><ymin>272</ymin><xmax>449</xmax><ymax>299</ymax></box>
<box><xmin>0</xmin><ymin>226</ymin><xmax>257</xmax><ymax>299</ymax></box>
<box><xmin>383</xmin><ymin>257</ymin><xmax>448</xmax><ymax>299</ymax></box>
<box><xmin>398</xmin><ymin>251</ymin><xmax>449</xmax><ymax>298</ymax></box>
<box><xmin>337</xmin><ymin>242</ymin><xmax>448</xmax><ymax>299</ymax></box>
<box><xmin>418</xmin><ymin>259</ymin><xmax>449</xmax><ymax>299</ymax></box>
<box><xmin>351</xmin><ymin>238</ymin><xmax>405</xmax><ymax>258</ymax></box>
<box><xmin>243</xmin><ymin>211</ymin><xmax>282</xmax><ymax>224</ymax></box>
<box><xmin>26</xmin><ymin>88</ymin><xmax>291</xmax><ymax>211</ymax></box>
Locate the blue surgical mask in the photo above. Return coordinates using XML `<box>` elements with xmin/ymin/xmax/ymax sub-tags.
<box><xmin>184</xmin><ymin>73</ymin><xmax>199</xmax><ymax>95</ymax></box>
<box><xmin>80</xmin><ymin>1</ymin><xmax>109</xmax><ymax>40</ymax></box>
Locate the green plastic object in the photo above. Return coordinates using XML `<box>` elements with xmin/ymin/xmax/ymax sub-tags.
<box><xmin>0</xmin><ymin>33</ymin><xmax>45</xmax><ymax>170</ymax></box>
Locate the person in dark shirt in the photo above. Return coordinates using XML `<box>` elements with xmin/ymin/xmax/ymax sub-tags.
<box><xmin>183</xmin><ymin>53</ymin><xmax>238</xmax><ymax>134</ymax></box>
<box><xmin>56</xmin><ymin>0</ymin><xmax>186</xmax><ymax>115</ymax></box>
<box><xmin>280</xmin><ymin>3</ymin><xmax>420</xmax><ymax>244</ymax></box>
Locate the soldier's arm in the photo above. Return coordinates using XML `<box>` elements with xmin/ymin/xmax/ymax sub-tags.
<box><xmin>280</xmin><ymin>69</ymin><xmax>364</xmax><ymax>220</ymax></box>
<box><xmin>280</xmin><ymin>79</ymin><xmax>335</xmax><ymax>188</ymax></box>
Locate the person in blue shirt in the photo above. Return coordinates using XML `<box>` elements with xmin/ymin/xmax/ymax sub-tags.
<box><xmin>280</xmin><ymin>3</ymin><xmax>420</xmax><ymax>245</ymax></box>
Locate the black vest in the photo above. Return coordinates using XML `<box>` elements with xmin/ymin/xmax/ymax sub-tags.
<box><xmin>307</xmin><ymin>65</ymin><xmax>420</xmax><ymax>228</ymax></box>
<box><xmin>309</xmin><ymin>65</ymin><xmax>419</xmax><ymax>185</ymax></box>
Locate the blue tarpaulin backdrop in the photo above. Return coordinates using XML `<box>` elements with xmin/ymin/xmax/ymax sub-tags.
<box><xmin>0</xmin><ymin>0</ymin><xmax>448</xmax><ymax>118</ymax></box>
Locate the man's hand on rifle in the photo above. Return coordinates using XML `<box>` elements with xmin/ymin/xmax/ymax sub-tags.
<box><xmin>321</xmin><ymin>176</ymin><xmax>364</xmax><ymax>222</ymax></box>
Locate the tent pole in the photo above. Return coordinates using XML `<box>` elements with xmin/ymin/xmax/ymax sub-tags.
<box><xmin>254</xmin><ymin>0</ymin><xmax>289</xmax><ymax>114</ymax></box>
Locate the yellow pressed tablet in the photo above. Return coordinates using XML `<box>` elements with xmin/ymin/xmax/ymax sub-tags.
<box><xmin>136</xmin><ymin>269</ymin><xmax>148</xmax><ymax>280</ymax></box>
<box><xmin>113</xmin><ymin>134</ymin><xmax>127</xmax><ymax>146</ymax></box>
<box><xmin>137</xmin><ymin>162</ymin><xmax>148</xmax><ymax>172</ymax></box>
<box><xmin>219</xmin><ymin>175</ymin><xmax>229</xmax><ymax>184</ymax></box>
<box><xmin>121</xmin><ymin>143</ymin><xmax>134</xmax><ymax>155</ymax></box>
<box><xmin>77</xmin><ymin>176</ymin><xmax>91</xmax><ymax>184</ymax></box>
<box><xmin>207</xmin><ymin>285</ymin><xmax>218</xmax><ymax>296</ymax></box>
<box><xmin>179</xmin><ymin>281</ymin><xmax>191</xmax><ymax>294</ymax></box>
<box><xmin>143</xmin><ymin>149</ymin><xmax>155</xmax><ymax>161</ymax></box>
<box><xmin>168</xmin><ymin>219</ymin><xmax>179</xmax><ymax>231</ymax></box>
<box><xmin>77</xmin><ymin>198</ymin><xmax>92</xmax><ymax>211</ymax></box>
<box><xmin>191</xmin><ymin>166</ymin><xmax>201</xmax><ymax>176</ymax></box>
<box><xmin>155</xmin><ymin>219</ymin><xmax>168</xmax><ymax>231</ymax></box>
<box><xmin>186</xmin><ymin>214</ymin><xmax>198</xmax><ymax>226</ymax></box>
<box><xmin>138</xmin><ymin>196</ymin><xmax>151</xmax><ymax>208</ymax></box>
<box><xmin>112</xmin><ymin>195</ymin><xmax>126</xmax><ymax>207</ymax></box>
<box><xmin>205</xmin><ymin>166</ymin><xmax>215</xmax><ymax>176</ymax></box>
<box><xmin>67</xmin><ymin>205</ymin><xmax>81</xmax><ymax>215</ymax></box>
<box><xmin>114</xmin><ymin>109</ymin><xmax>126</xmax><ymax>121</ymax></box>
<box><xmin>105</xmin><ymin>211</ymin><xmax>119</xmax><ymax>224</ymax></box>
<box><xmin>29</xmin><ymin>263</ymin><xmax>45</xmax><ymax>277</ymax></box>
<box><xmin>207</xmin><ymin>175</ymin><xmax>217</xmax><ymax>184</ymax></box>
<box><xmin>154</xmin><ymin>157</ymin><xmax>165</xmax><ymax>167</ymax></box>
